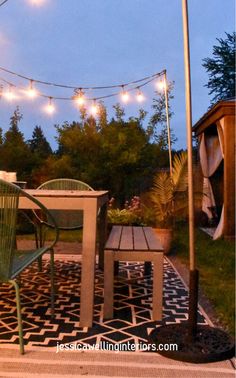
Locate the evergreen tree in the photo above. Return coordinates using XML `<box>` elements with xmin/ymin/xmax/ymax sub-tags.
<box><xmin>28</xmin><ymin>125</ymin><xmax>52</xmax><ymax>158</ymax></box>
<box><xmin>202</xmin><ymin>32</ymin><xmax>236</xmax><ymax>104</ymax></box>
<box><xmin>0</xmin><ymin>128</ymin><xmax>3</xmax><ymax>145</ymax></box>
<box><xmin>1</xmin><ymin>107</ymin><xmax>33</xmax><ymax>181</ymax></box>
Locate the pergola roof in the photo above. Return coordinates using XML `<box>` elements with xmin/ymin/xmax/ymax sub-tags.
<box><xmin>193</xmin><ymin>98</ymin><xmax>235</xmax><ymax>136</ymax></box>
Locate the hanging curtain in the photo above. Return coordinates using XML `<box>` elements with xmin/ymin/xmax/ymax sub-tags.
<box><xmin>199</xmin><ymin>132</ymin><xmax>223</xmax><ymax>177</ymax></box>
<box><xmin>199</xmin><ymin>124</ymin><xmax>224</xmax><ymax>239</ymax></box>
<box><xmin>212</xmin><ymin>119</ymin><xmax>225</xmax><ymax>240</ymax></box>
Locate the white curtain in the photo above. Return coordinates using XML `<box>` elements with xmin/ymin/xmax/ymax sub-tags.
<box><xmin>199</xmin><ymin>132</ymin><xmax>223</xmax><ymax>177</ymax></box>
<box><xmin>199</xmin><ymin>122</ymin><xmax>224</xmax><ymax>239</ymax></box>
<box><xmin>212</xmin><ymin>119</ymin><xmax>225</xmax><ymax>240</ymax></box>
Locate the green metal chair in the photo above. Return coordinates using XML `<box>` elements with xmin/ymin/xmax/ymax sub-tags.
<box><xmin>0</xmin><ymin>179</ymin><xmax>59</xmax><ymax>354</ymax></box>
<box><xmin>33</xmin><ymin>178</ymin><xmax>94</xmax><ymax>248</ymax></box>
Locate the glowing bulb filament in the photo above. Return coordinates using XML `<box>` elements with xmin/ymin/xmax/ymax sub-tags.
<box><xmin>136</xmin><ymin>90</ymin><xmax>144</xmax><ymax>102</ymax></box>
<box><xmin>45</xmin><ymin>98</ymin><xmax>55</xmax><ymax>114</ymax></box>
<box><xmin>75</xmin><ymin>91</ymin><xmax>85</xmax><ymax>106</ymax></box>
<box><xmin>90</xmin><ymin>102</ymin><xmax>99</xmax><ymax>116</ymax></box>
<box><xmin>121</xmin><ymin>89</ymin><xmax>129</xmax><ymax>103</ymax></box>
<box><xmin>157</xmin><ymin>80</ymin><xmax>166</xmax><ymax>91</ymax></box>
<box><xmin>26</xmin><ymin>81</ymin><xmax>37</xmax><ymax>98</ymax></box>
<box><xmin>3</xmin><ymin>85</ymin><xmax>17</xmax><ymax>101</ymax></box>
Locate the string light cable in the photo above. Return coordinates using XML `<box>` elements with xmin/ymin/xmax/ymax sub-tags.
<box><xmin>0</xmin><ymin>0</ymin><xmax>9</xmax><ymax>7</ymax></box>
<box><xmin>0</xmin><ymin>65</ymin><xmax>165</xmax><ymax>91</ymax></box>
<box><xmin>0</xmin><ymin>66</ymin><xmax>167</xmax><ymax>113</ymax></box>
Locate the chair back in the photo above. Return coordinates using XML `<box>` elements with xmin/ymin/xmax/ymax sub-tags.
<box><xmin>0</xmin><ymin>179</ymin><xmax>20</xmax><ymax>281</ymax></box>
<box><xmin>36</xmin><ymin>178</ymin><xmax>94</xmax><ymax>229</ymax></box>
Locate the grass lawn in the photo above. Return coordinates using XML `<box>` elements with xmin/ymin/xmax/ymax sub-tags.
<box><xmin>172</xmin><ymin>223</ymin><xmax>235</xmax><ymax>336</ymax></box>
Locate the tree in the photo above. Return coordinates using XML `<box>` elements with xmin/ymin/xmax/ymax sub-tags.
<box><xmin>202</xmin><ymin>32</ymin><xmax>235</xmax><ymax>104</ymax></box>
<box><xmin>0</xmin><ymin>128</ymin><xmax>3</xmax><ymax>145</ymax></box>
<box><xmin>148</xmin><ymin>81</ymin><xmax>177</xmax><ymax>151</ymax></box>
<box><xmin>28</xmin><ymin>126</ymin><xmax>52</xmax><ymax>159</ymax></box>
<box><xmin>52</xmin><ymin>103</ymin><xmax>168</xmax><ymax>204</ymax></box>
<box><xmin>0</xmin><ymin>108</ymin><xmax>34</xmax><ymax>181</ymax></box>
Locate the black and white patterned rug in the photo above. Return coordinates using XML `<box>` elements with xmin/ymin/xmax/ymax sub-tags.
<box><xmin>0</xmin><ymin>257</ymin><xmax>209</xmax><ymax>349</ymax></box>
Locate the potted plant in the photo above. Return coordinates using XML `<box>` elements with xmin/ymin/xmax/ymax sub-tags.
<box><xmin>107</xmin><ymin>196</ymin><xmax>144</xmax><ymax>229</ymax></box>
<box><xmin>149</xmin><ymin>152</ymin><xmax>188</xmax><ymax>254</ymax></box>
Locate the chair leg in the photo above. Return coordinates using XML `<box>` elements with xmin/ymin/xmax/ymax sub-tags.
<box><xmin>50</xmin><ymin>248</ymin><xmax>55</xmax><ymax>318</ymax></box>
<box><xmin>10</xmin><ymin>280</ymin><xmax>24</xmax><ymax>355</ymax></box>
<box><xmin>37</xmin><ymin>256</ymin><xmax>43</xmax><ymax>272</ymax></box>
<box><xmin>37</xmin><ymin>225</ymin><xmax>43</xmax><ymax>271</ymax></box>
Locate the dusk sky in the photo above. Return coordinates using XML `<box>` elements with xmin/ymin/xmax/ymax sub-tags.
<box><xmin>0</xmin><ymin>0</ymin><xmax>235</xmax><ymax>150</ymax></box>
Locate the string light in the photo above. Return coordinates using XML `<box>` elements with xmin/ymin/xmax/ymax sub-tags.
<box><xmin>121</xmin><ymin>86</ymin><xmax>129</xmax><ymax>103</ymax></box>
<box><xmin>27</xmin><ymin>0</ymin><xmax>46</xmax><ymax>6</ymax></box>
<box><xmin>0</xmin><ymin>65</ymin><xmax>165</xmax><ymax>91</ymax></box>
<box><xmin>25</xmin><ymin>80</ymin><xmax>37</xmax><ymax>99</ymax></box>
<box><xmin>45</xmin><ymin>97</ymin><xmax>55</xmax><ymax>114</ymax></box>
<box><xmin>90</xmin><ymin>101</ymin><xmax>99</xmax><ymax>116</ymax></box>
<box><xmin>0</xmin><ymin>0</ymin><xmax>9</xmax><ymax>7</ymax></box>
<box><xmin>73</xmin><ymin>89</ymin><xmax>85</xmax><ymax>107</ymax></box>
<box><xmin>3</xmin><ymin>84</ymin><xmax>17</xmax><ymax>101</ymax></box>
<box><xmin>0</xmin><ymin>66</ymin><xmax>168</xmax><ymax>116</ymax></box>
<box><xmin>136</xmin><ymin>88</ymin><xmax>144</xmax><ymax>102</ymax></box>
<box><xmin>157</xmin><ymin>79</ymin><xmax>166</xmax><ymax>91</ymax></box>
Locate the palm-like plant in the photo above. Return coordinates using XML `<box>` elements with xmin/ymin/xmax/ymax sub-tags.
<box><xmin>150</xmin><ymin>152</ymin><xmax>188</xmax><ymax>228</ymax></box>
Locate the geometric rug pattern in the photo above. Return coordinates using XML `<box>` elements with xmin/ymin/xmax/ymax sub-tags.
<box><xmin>0</xmin><ymin>258</ymin><xmax>209</xmax><ymax>349</ymax></box>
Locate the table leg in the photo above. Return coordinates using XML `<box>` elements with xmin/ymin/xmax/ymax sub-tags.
<box><xmin>80</xmin><ymin>198</ymin><xmax>97</xmax><ymax>327</ymax></box>
<box><xmin>98</xmin><ymin>202</ymin><xmax>108</xmax><ymax>270</ymax></box>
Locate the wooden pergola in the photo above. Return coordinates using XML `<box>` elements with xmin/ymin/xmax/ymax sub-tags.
<box><xmin>193</xmin><ymin>99</ymin><xmax>235</xmax><ymax>241</ymax></box>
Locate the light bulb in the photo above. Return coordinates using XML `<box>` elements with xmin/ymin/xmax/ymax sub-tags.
<box><xmin>121</xmin><ymin>90</ymin><xmax>129</xmax><ymax>103</ymax></box>
<box><xmin>157</xmin><ymin>80</ymin><xmax>166</xmax><ymax>91</ymax></box>
<box><xmin>45</xmin><ymin>98</ymin><xmax>55</xmax><ymax>114</ymax></box>
<box><xmin>25</xmin><ymin>81</ymin><xmax>37</xmax><ymax>99</ymax></box>
<box><xmin>75</xmin><ymin>93</ymin><xmax>85</xmax><ymax>107</ymax></box>
<box><xmin>28</xmin><ymin>0</ymin><xmax>46</xmax><ymax>6</ymax></box>
<box><xmin>136</xmin><ymin>90</ymin><xmax>144</xmax><ymax>102</ymax></box>
<box><xmin>90</xmin><ymin>102</ymin><xmax>99</xmax><ymax>116</ymax></box>
<box><xmin>3</xmin><ymin>86</ymin><xmax>17</xmax><ymax>101</ymax></box>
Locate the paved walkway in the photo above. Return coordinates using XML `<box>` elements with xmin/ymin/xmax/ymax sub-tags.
<box><xmin>0</xmin><ymin>345</ymin><xmax>235</xmax><ymax>377</ymax></box>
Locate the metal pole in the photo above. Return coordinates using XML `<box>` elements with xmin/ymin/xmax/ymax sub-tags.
<box><xmin>163</xmin><ymin>70</ymin><xmax>173</xmax><ymax>177</ymax></box>
<box><xmin>182</xmin><ymin>0</ymin><xmax>195</xmax><ymax>271</ymax></box>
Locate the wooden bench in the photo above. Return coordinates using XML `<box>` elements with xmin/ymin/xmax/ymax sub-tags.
<box><xmin>104</xmin><ymin>225</ymin><xmax>164</xmax><ymax>321</ymax></box>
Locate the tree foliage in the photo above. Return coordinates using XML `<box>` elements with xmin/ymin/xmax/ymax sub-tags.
<box><xmin>0</xmin><ymin>100</ymin><xmax>174</xmax><ymax>201</ymax></box>
<box><xmin>150</xmin><ymin>152</ymin><xmax>188</xmax><ymax>227</ymax></box>
<box><xmin>28</xmin><ymin>125</ymin><xmax>52</xmax><ymax>159</ymax></box>
<box><xmin>148</xmin><ymin>81</ymin><xmax>177</xmax><ymax>149</ymax></box>
<box><xmin>202</xmin><ymin>32</ymin><xmax>236</xmax><ymax>104</ymax></box>
<box><xmin>54</xmin><ymin>105</ymin><xmax>170</xmax><ymax>204</ymax></box>
<box><xmin>0</xmin><ymin>107</ymin><xmax>33</xmax><ymax>181</ymax></box>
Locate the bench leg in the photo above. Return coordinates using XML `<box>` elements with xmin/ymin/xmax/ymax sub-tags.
<box><xmin>152</xmin><ymin>253</ymin><xmax>164</xmax><ymax>321</ymax></box>
<box><xmin>104</xmin><ymin>250</ymin><xmax>114</xmax><ymax>319</ymax></box>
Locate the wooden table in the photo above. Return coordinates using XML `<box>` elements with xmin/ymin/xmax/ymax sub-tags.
<box><xmin>19</xmin><ymin>189</ymin><xmax>109</xmax><ymax>327</ymax></box>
